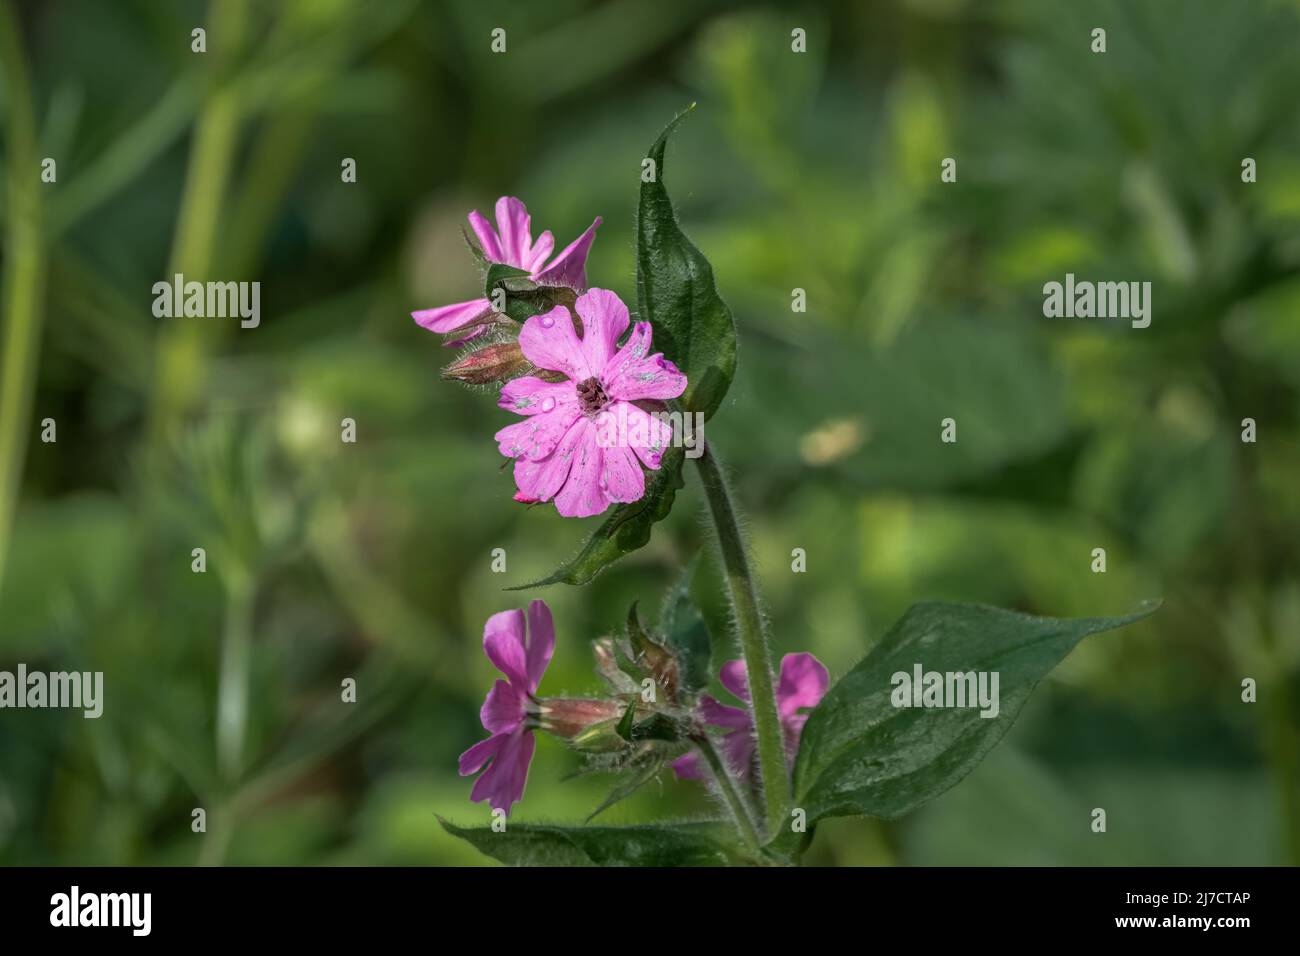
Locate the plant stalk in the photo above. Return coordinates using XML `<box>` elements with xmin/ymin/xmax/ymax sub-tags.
<box><xmin>694</xmin><ymin>441</ymin><xmax>789</xmax><ymax>838</ymax></box>
<box><xmin>216</xmin><ymin>577</ymin><xmax>255</xmax><ymax>783</ymax></box>
<box><xmin>691</xmin><ymin>732</ymin><xmax>761</xmax><ymax>852</ymax></box>
<box><xmin>0</xmin><ymin>1</ymin><xmax>47</xmax><ymax>593</ymax></box>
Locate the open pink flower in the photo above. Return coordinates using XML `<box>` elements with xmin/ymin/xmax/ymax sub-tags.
<box><xmin>412</xmin><ymin>197</ymin><xmax>600</xmax><ymax>342</ymax></box>
<box><xmin>494</xmin><ymin>288</ymin><xmax>687</xmax><ymax>518</ymax></box>
<box><xmin>672</xmin><ymin>653</ymin><xmax>829</xmax><ymax>782</ymax></box>
<box><xmin>458</xmin><ymin>600</ymin><xmax>556</xmax><ymax>815</ymax></box>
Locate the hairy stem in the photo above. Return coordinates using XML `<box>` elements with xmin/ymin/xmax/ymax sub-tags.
<box><xmin>692</xmin><ymin>732</ymin><xmax>761</xmax><ymax>852</ymax></box>
<box><xmin>0</xmin><ymin>1</ymin><xmax>47</xmax><ymax>592</ymax></box>
<box><xmin>694</xmin><ymin>441</ymin><xmax>789</xmax><ymax>838</ymax></box>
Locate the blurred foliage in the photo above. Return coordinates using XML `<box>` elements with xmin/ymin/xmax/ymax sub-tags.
<box><xmin>1</xmin><ymin>0</ymin><xmax>1297</xmax><ymax>865</ymax></box>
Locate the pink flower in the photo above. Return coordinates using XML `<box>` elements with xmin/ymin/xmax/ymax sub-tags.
<box><xmin>412</xmin><ymin>197</ymin><xmax>600</xmax><ymax>342</ymax></box>
<box><xmin>672</xmin><ymin>653</ymin><xmax>829</xmax><ymax>782</ymax></box>
<box><xmin>457</xmin><ymin>600</ymin><xmax>556</xmax><ymax>816</ymax></box>
<box><xmin>494</xmin><ymin>288</ymin><xmax>688</xmax><ymax>518</ymax></box>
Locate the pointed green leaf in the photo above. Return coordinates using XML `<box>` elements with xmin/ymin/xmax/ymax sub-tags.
<box><xmin>439</xmin><ymin>817</ymin><xmax>739</xmax><ymax>866</ymax></box>
<box><xmin>615</xmin><ymin>699</ymin><xmax>636</xmax><ymax>742</ymax></box>
<box><xmin>658</xmin><ymin>553</ymin><xmax>711</xmax><ymax>692</ymax></box>
<box><xmin>637</xmin><ymin>106</ymin><xmax>737</xmax><ymax>421</ymax></box>
<box><xmin>792</xmin><ymin>600</ymin><xmax>1160</xmax><ymax>825</ymax></box>
<box><xmin>586</xmin><ymin>751</ymin><xmax>665</xmax><ymax>821</ymax></box>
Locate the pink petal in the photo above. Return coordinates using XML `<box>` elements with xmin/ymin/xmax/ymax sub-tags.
<box><xmin>602</xmin><ymin>321</ymin><xmax>688</xmax><ymax>402</ymax></box>
<box><xmin>467</xmin><ymin>210</ymin><xmax>504</xmax><ymax>262</ymax></box>
<box><xmin>412</xmin><ymin>297</ymin><xmax>492</xmax><ymax>334</ymax></box>
<box><xmin>524</xmin><ymin>600</ymin><xmax>555</xmax><ymax>692</ymax></box>
<box><xmin>777</xmin><ymin>652</ymin><xmax>830</xmax><ymax>720</ymax></box>
<box><xmin>518</xmin><ymin>306</ymin><xmax>597</xmax><ymax>382</ymax></box>
<box><xmin>525</xmin><ymin>230</ymin><xmax>554</xmax><ymax>272</ymax></box>
<box><xmin>553</xmin><ymin>421</ymin><xmax>608</xmax><ymax>518</ymax></box>
<box><xmin>597</xmin><ymin>443</ymin><xmax>645</xmax><ymax>504</ymax></box>
<box><xmin>533</xmin><ymin>217</ymin><xmax>601</xmax><ymax>291</ymax></box>
<box><xmin>719</xmin><ymin>659</ymin><xmax>750</xmax><ymax>702</ymax></box>
<box><xmin>469</xmin><ymin>728</ymin><xmax>535</xmax><ymax>815</ymax></box>
<box><xmin>483</xmin><ymin>609</ymin><xmax>529</xmax><ymax>687</ymax></box>
<box><xmin>671</xmin><ymin>752</ymin><xmax>704</xmax><ymax>781</ymax></box>
<box><xmin>721</xmin><ymin>728</ymin><xmax>756</xmax><ymax>778</ymax></box>
<box><xmin>698</xmin><ymin>695</ymin><xmax>751</xmax><ymax>730</ymax></box>
<box><xmin>512</xmin><ymin>415</ymin><xmax>589</xmax><ymax>503</ymax></box>
<box><xmin>783</xmin><ymin>713</ymin><xmax>810</xmax><ymax>760</ymax></box>
<box><xmin>610</xmin><ymin>402</ymin><xmax>673</xmax><ymax>470</ymax></box>
<box><xmin>495</xmin><ymin>404</ymin><xmax>581</xmax><ymax>461</ymax></box>
<box><xmin>480</xmin><ymin>679</ymin><xmax>526</xmax><ymax>734</ymax></box>
<box><xmin>575</xmin><ymin>288</ymin><xmax>630</xmax><ymax>374</ymax></box>
<box><xmin>494</xmin><ymin>197</ymin><xmax>532</xmax><ymax>269</ymax></box>
<box><xmin>458</xmin><ymin>733</ymin><xmax>504</xmax><ymax>776</ymax></box>
<box><xmin>499</xmin><ymin>377</ymin><xmax>578</xmax><ymax>417</ymax></box>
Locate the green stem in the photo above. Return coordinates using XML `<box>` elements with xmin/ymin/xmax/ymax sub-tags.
<box><xmin>216</xmin><ymin>577</ymin><xmax>255</xmax><ymax>784</ymax></box>
<box><xmin>694</xmin><ymin>441</ymin><xmax>789</xmax><ymax>838</ymax></box>
<box><xmin>147</xmin><ymin>0</ymin><xmax>248</xmax><ymax>456</ymax></box>
<box><xmin>0</xmin><ymin>1</ymin><xmax>47</xmax><ymax>592</ymax></box>
<box><xmin>692</xmin><ymin>732</ymin><xmax>761</xmax><ymax>852</ymax></box>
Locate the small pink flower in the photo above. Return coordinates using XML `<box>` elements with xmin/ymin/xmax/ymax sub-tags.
<box><xmin>672</xmin><ymin>653</ymin><xmax>829</xmax><ymax>781</ymax></box>
<box><xmin>457</xmin><ymin>600</ymin><xmax>556</xmax><ymax>815</ymax></box>
<box><xmin>412</xmin><ymin>197</ymin><xmax>600</xmax><ymax>343</ymax></box>
<box><xmin>494</xmin><ymin>288</ymin><xmax>688</xmax><ymax>518</ymax></box>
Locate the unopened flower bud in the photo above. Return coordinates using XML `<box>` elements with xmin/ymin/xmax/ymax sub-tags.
<box><xmin>442</xmin><ymin>342</ymin><xmax>528</xmax><ymax>384</ymax></box>
<box><xmin>536</xmin><ymin>698</ymin><xmax>626</xmax><ymax>747</ymax></box>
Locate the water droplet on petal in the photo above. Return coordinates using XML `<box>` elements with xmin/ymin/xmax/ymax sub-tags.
<box><xmin>540</xmin><ymin>314</ymin><xmax>555</xmax><ymax>328</ymax></box>
<box><xmin>541</xmin><ymin>397</ymin><xmax>555</xmax><ymax>412</ymax></box>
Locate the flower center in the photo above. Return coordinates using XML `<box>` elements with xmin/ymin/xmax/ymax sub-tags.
<box><xmin>576</xmin><ymin>376</ymin><xmax>610</xmax><ymax>415</ymax></box>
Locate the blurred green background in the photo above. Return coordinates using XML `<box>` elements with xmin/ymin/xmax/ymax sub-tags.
<box><xmin>1</xmin><ymin>0</ymin><xmax>1298</xmax><ymax>866</ymax></box>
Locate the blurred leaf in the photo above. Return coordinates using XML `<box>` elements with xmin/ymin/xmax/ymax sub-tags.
<box><xmin>792</xmin><ymin>600</ymin><xmax>1160</xmax><ymax>824</ymax></box>
<box><xmin>637</xmin><ymin>107</ymin><xmax>738</xmax><ymax>421</ymax></box>
<box><xmin>508</xmin><ymin>446</ymin><xmax>685</xmax><ymax>588</ymax></box>
<box><xmin>438</xmin><ymin>817</ymin><xmax>738</xmax><ymax>866</ymax></box>
<box><xmin>0</xmin><ymin>496</ymin><xmax>134</xmax><ymax>650</ymax></box>
<box><xmin>725</xmin><ymin>316</ymin><xmax>1069</xmax><ymax>490</ymax></box>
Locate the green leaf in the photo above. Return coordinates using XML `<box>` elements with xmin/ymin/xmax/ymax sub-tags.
<box><xmin>586</xmin><ymin>750</ymin><xmax>664</xmax><ymax>821</ymax></box>
<box><xmin>658</xmin><ymin>553</ymin><xmax>711</xmax><ymax>692</ymax></box>
<box><xmin>508</xmin><ymin>446</ymin><xmax>685</xmax><ymax>588</ymax></box>
<box><xmin>438</xmin><ymin>817</ymin><xmax>739</xmax><ymax>866</ymax></box>
<box><xmin>792</xmin><ymin>600</ymin><xmax>1160</xmax><ymax>825</ymax></box>
<box><xmin>637</xmin><ymin>105</ymin><xmax>738</xmax><ymax>421</ymax></box>
<box><xmin>483</xmin><ymin>262</ymin><xmax>571</xmax><ymax>323</ymax></box>
<box><xmin>615</xmin><ymin>698</ymin><xmax>636</xmax><ymax>742</ymax></box>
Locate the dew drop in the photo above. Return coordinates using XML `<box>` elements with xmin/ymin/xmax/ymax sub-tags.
<box><xmin>541</xmin><ymin>397</ymin><xmax>555</xmax><ymax>412</ymax></box>
<box><xmin>541</xmin><ymin>314</ymin><xmax>555</xmax><ymax>328</ymax></box>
